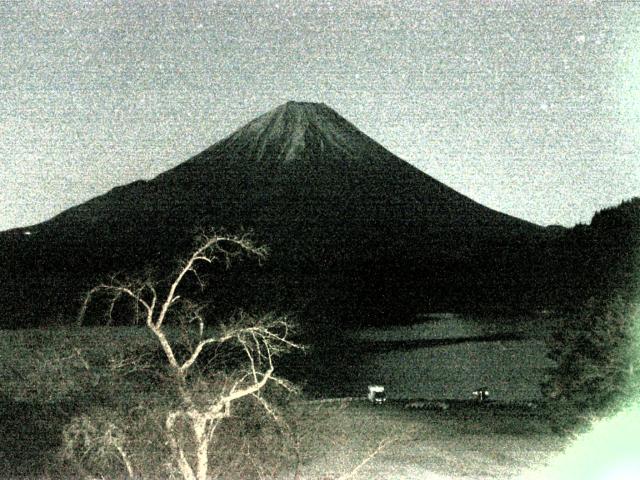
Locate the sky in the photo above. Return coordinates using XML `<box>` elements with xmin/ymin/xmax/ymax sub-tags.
<box><xmin>1</xmin><ymin>0</ymin><xmax>639</xmax><ymax>230</ymax></box>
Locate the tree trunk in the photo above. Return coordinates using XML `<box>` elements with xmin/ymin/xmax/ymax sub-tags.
<box><xmin>193</xmin><ymin>414</ymin><xmax>210</xmax><ymax>480</ymax></box>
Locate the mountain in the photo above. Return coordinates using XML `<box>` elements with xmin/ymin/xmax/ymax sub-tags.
<box><xmin>0</xmin><ymin>101</ymin><xmax>548</xmax><ymax>328</ymax></box>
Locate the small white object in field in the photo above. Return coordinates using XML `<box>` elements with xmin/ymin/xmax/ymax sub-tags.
<box><xmin>367</xmin><ymin>385</ymin><xmax>386</xmax><ymax>404</ymax></box>
<box><xmin>472</xmin><ymin>387</ymin><xmax>490</xmax><ymax>402</ymax></box>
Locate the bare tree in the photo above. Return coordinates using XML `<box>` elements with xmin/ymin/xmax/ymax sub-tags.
<box><xmin>78</xmin><ymin>232</ymin><xmax>301</xmax><ymax>480</ymax></box>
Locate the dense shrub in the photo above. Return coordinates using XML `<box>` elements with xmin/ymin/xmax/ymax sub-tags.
<box><xmin>543</xmin><ymin>295</ymin><xmax>639</xmax><ymax>432</ymax></box>
<box><xmin>59</xmin><ymin>382</ymin><xmax>296</xmax><ymax>479</ymax></box>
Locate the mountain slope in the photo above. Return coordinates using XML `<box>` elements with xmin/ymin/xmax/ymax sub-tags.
<box><xmin>48</xmin><ymin>101</ymin><xmax>537</xmax><ymax>232</ymax></box>
<box><xmin>1</xmin><ymin>101</ymin><xmax>546</xmax><ymax>327</ymax></box>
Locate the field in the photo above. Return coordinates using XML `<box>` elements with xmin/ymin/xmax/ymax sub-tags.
<box><xmin>289</xmin><ymin>401</ymin><xmax>567</xmax><ymax>479</ymax></box>
<box><xmin>0</xmin><ymin>325</ymin><xmax>158</xmax><ymax>476</ymax></box>
<box><xmin>292</xmin><ymin>313</ymin><xmax>555</xmax><ymax>402</ymax></box>
<box><xmin>0</xmin><ymin>325</ymin><xmax>571</xmax><ymax>479</ymax></box>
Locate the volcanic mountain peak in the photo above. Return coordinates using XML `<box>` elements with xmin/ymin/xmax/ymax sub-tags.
<box><xmin>218</xmin><ymin>101</ymin><xmax>387</xmax><ymax>166</ymax></box>
<box><xmin>0</xmin><ymin>100</ymin><xmax>551</xmax><ymax>327</ymax></box>
<box><xmin>238</xmin><ymin>101</ymin><xmax>325</xmax><ymax>135</ymax></box>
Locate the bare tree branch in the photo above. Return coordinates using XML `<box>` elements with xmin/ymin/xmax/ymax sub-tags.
<box><xmin>337</xmin><ymin>436</ymin><xmax>398</xmax><ymax>480</ymax></box>
<box><xmin>179</xmin><ymin>337</ymin><xmax>222</xmax><ymax>373</ymax></box>
<box><xmin>166</xmin><ymin>412</ymin><xmax>197</xmax><ymax>480</ymax></box>
<box><xmin>77</xmin><ymin>232</ymin><xmax>298</xmax><ymax>480</ymax></box>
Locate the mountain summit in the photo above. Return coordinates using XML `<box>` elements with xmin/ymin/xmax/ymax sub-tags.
<box><xmin>217</xmin><ymin>101</ymin><xmax>394</xmax><ymax>165</ymax></box>
<box><xmin>1</xmin><ymin>102</ymin><xmax>546</xmax><ymax>327</ymax></box>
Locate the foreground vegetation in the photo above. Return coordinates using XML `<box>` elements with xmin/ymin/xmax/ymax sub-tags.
<box><xmin>2</xmin><ymin>198</ymin><xmax>637</xmax><ymax>478</ymax></box>
<box><xmin>0</xmin><ymin>323</ymin><xmax>575</xmax><ymax>479</ymax></box>
<box><xmin>290</xmin><ymin>401</ymin><xmax>567</xmax><ymax>479</ymax></box>
<box><xmin>0</xmin><ymin>323</ymin><xmax>294</xmax><ymax>479</ymax></box>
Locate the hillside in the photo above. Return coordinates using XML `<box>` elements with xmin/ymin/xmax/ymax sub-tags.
<box><xmin>1</xmin><ymin>102</ymin><xmax>548</xmax><ymax>327</ymax></box>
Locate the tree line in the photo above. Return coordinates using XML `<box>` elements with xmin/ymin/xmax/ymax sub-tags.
<box><xmin>543</xmin><ymin>197</ymin><xmax>640</xmax><ymax>431</ymax></box>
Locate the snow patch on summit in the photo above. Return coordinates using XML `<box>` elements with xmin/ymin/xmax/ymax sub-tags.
<box><xmin>223</xmin><ymin>101</ymin><xmax>382</xmax><ymax>165</ymax></box>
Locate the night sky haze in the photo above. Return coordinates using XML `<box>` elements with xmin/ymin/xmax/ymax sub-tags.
<box><xmin>1</xmin><ymin>0</ymin><xmax>639</xmax><ymax>230</ymax></box>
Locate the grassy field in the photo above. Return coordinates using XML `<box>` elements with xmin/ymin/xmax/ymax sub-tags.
<box><xmin>0</xmin><ymin>325</ymin><xmax>570</xmax><ymax>479</ymax></box>
<box><xmin>0</xmin><ymin>325</ymin><xmax>156</xmax><ymax>476</ymax></box>
<box><xmin>289</xmin><ymin>401</ymin><xmax>567</xmax><ymax>480</ymax></box>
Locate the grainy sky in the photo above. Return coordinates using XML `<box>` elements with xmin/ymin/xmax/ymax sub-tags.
<box><xmin>1</xmin><ymin>0</ymin><xmax>638</xmax><ymax>230</ymax></box>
